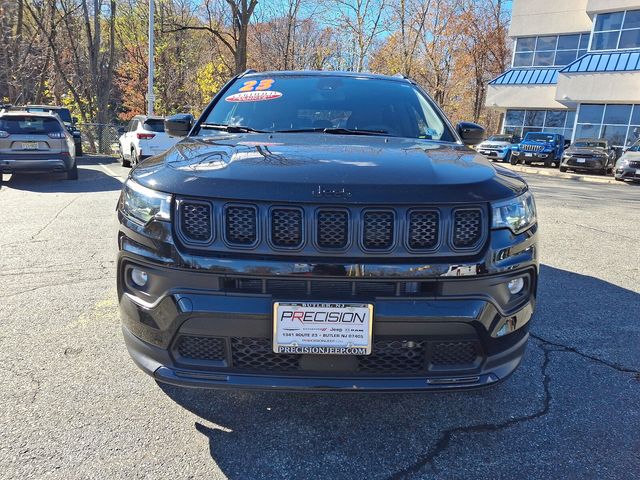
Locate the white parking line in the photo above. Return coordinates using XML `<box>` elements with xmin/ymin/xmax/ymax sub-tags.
<box><xmin>98</xmin><ymin>162</ymin><xmax>125</xmax><ymax>183</ymax></box>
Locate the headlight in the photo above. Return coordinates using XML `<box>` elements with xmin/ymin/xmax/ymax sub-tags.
<box><xmin>617</xmin><ymin>158</ymin><xmax>629</xmax><ymax>168</ymax></box>
<box><xmin>492</xmin><ymin>190</ymin><xmax>537</xmax><ymax>234</ymax></box>
<box><xmin>120</xmin><ymin>179</ymin><xmax>172</xmax><ymax>224</ymax></box>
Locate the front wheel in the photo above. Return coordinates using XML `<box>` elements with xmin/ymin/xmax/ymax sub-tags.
<box><xmin>120</xmin><ymin>146</ymin><xmax>131</xmax><ymax>167</ymax></box>
<box><xmin>76</xmin><ymin>143</ymin><xmax>83</xmax><ymax>157</ymax></box>
<box><xmin>510</xmin><ymin>155</ymin><xmax>519</xmax><ymax>165</ymax></box>
<box><xmin>559</xmin><ymin>166</ymin><xmax>567</xmax><ymax>172</ymax></box>
<box><xmin>130</xmin><ymin>149</ymin><xmax>138</xmax><ymax>168</ymax></box>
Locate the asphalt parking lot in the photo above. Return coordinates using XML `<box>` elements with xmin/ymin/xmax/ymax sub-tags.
<box><xmin>1</xmin><ymin>157</ymin><xmax>639</xmax><ymax>479</ymax></box>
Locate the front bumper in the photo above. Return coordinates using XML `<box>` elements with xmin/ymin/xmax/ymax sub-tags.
<box><xmin>117</xmin><ymin>219</ymin><xmax>538</xmax><ymax>392</ymax></box>
<box><xmin>615</xmin><ymin>165</ymin><xmax>640</xmax><ymax>181</ymax></box>
<box><xmin>0</xmin><ymin>152</ymin><xmax>74</xmax><ymax>173</ymax></box>
<box><xmin>562</xmin><ymin>157</ymin><xmax>606</xmax><ymax>171</ymax></box>
<box><xmin>478</xmin><ymin>148</ymin><xmax>509</xmax><ymax>160</ymax></box>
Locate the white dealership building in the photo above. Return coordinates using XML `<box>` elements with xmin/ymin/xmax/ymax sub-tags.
<box><xmin>486</xmin><ymin>0</ymin><xmax>640</xmax><ymax>148</ymax></box>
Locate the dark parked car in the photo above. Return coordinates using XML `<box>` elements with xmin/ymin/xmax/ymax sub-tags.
<box><xmin>0</xmin><ymin>110</ymin><xmax>78</xmax><ymax>181</ymax></box>
<box><xmin>560</xmin><ymin>138</ymin><xmax>616</xmax><ymax>175</ymax></box>
<box><xmin>511</xmin><ymin>132</ymin><xmax>565</xmax><ymax>168</ymax></box>
<box><xmin>4</xmin><ymin>105</ymin><xmax>83</xmax><ymax>156</ymax></box>
<box><xmin>117</xmin><ymin>70</ymin><xmax>538</xmax><ymax>392</ymax></box>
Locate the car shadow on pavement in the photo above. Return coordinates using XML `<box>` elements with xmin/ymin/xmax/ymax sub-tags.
<box><xmin>1</xmin><ymin>164</ymin><xmax>123</xmax><ymax>193</ymax></box>
<box><xmin>158</xmin><ymin>264</ymin><xmax>640</xmax><ymax>479</ymax></box>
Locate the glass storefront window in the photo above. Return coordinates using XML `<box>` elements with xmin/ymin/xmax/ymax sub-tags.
<box><xmin>503</xmin><ymin>109</ymin><xmax>576</xmax><ymax>141</ymax></box>
<box><xmin>592</xmin><ymin>9</ymin><xmax>640</xmax><ymax>51</ymax></box>
<box><xmin>575</xmin><ymin>104</ymin><xmax>640</xmax><ymax>146</ymax></box>
<box><xmin>513</xmin><ymin>33</ymin><xmax>590</xmax><ymax>67</ymax></box>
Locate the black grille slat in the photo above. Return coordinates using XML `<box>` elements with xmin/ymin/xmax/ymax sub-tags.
<box><xmin>317</xmin><ymin>210</ymin><xmax>349</xmax><ymax>249</ymax></box>
<box><xmin>358</xmin><ymin>339</ymin><xmax>427</xmax><ymax>373</ymax></box>
<box><xmin>226</xmin><ymin>205</ymin><xmax>257</xmax><ymax>245</ymax></box>
<box><xmin>355</xmin><ymin>281</ymin><xmax>396</xmax><ymax>297</ymax></box>
<box><xmin>408</xmin><ymin>210</ymin><xmax>439</xmax><ymax>249</ymax></box>
<box><xmin>176</xmin><ymin>336</ymin><xmax>226</xmax><ymax>361</ymax></box>
<box><xmin>430</xmin><ymin>341</ymin><xmax>478</xmax><ymax>366</ymax></box>
<box><xmin>363</xmin><ymin>211</ymin><xmax>394</xmax><ymax>250</ymax></box>
<box><xmin>271</xmin><ymin>208</ymin><xmax>303</xmax><ymax>248</ymax></box>
<box><xmin>181</xmin><ymin>202</ymin><xmax>212</xmax><ymax>242</ymax></box>
<box><xmin>453</xmin><ymin>209</ymin><xmax>482</xmax><ymax>248</ymax></box>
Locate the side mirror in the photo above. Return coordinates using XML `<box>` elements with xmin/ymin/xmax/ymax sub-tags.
<box><xmin>456</xmin><ymin>122</ymin><xmax>485</xmax><ymax>146</ymax></box>
<box><xmin>117</xmin><ymin>127</ymin><xmax>125</xmax><ymax>135</ymax></box>
<box><xmin>72</xmin><ymin>117</ymin><xmax>79</xmax><ymax>125</ymax></box>
<box><xmin>165</xmin><ymin>114</ymin><xmax>194</xmax><ymax>137</ymax></box>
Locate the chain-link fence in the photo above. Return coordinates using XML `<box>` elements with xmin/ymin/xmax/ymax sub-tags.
<box><xmin>77</xmin><ymin>123</ymin><xmax>121</xmax><ymax>155</ymax></box>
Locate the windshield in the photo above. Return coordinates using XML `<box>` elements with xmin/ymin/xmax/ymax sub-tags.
<box><xmin>26</xmin><ymin>107</ymin><xmax>72</xmax><ymax>123</ymax></box>
<box><xmin>487</xmin><ymin>135</ymin><xmax>512</xmax><ymax>142</ymax></box>
<box><xmin>0</xmin><ymin>116</ymin><xmax>63</xmax><ymax>134</ymax></box>
<box><xmin>202</xmin><ymin>75</ymin><xmax>453</xmax><ymax>141</ymax></box>
<box><xmin>143</xmin><ymin>119</ymin><xmax>165</xmax><ymax>132</ymax></box>
<box><xmin>574</xmin><ymin>140</ymin><xmax>607</xmax><ymax>149</ymax></box>
<box><xmin>525</xmin><ymin>133</ymin><xmax>555</xmax><ymax>143</ymax></box>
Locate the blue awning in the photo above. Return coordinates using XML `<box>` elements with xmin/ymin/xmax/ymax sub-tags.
<box><xmin>489</xmin><ymin>68</ymin><xmax>560</xmax><ymax>85</ymax></box>
<box><xmin>561</xmin><ymin>51</ymin><xmax>640</xmax><ymax>73</ymax></box>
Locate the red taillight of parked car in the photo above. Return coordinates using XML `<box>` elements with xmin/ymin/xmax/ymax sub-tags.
<box><xmin>0</xmin><ymin>130</ymin><xmax>10</xmax><ymax>138</ymax></box>
<box><xmin>48</xmin><ymin>132</ymin><xmax>66</xmax><ymax>139</ymax></box>
<box><xmin>137</xmin><ymin>133</ymin><xmax>155</xmax><ymax>140</ymax></box>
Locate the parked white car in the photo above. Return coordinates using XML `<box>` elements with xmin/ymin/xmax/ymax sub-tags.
<box><xmin>118</xmin><ymin>115</ymin><xmax>179</xmax><ymax>167</ymax></box>
<box><xmin>475</xmin><ymin>134</ymin><xmax>520</xmax><ymax>163</ymax></box>
<box><xmin>614</xmin><ymin>138</ymin><xmax>640</xmax><ymax>183</ymax></box>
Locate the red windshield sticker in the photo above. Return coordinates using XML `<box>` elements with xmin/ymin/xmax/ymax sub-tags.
<box><xmin>225</xmin><ymin>90</ymin><xmax>283</xmax><ymax>102</ymax></box>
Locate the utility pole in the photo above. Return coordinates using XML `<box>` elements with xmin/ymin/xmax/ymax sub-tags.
<box><xmin>147</xmin><ymin>0</ymin><xmax>155</xmax><ymax>115</ymax></box>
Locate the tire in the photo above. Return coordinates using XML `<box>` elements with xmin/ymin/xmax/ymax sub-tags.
<box><xmin>120</xmin><ymin>146</ymin><xmax>131</xmax><ymax>167</ymax></box>
<box><xmin>131</xmin><ymin>149</ymin><xmax>138</xmax><ymax>168</ymax></box>
<box><xmin>76</xmin><ymin>143</ymin><xmax>83</xmax><ymax>157</ymax></box>
<box><xmin>510</xmin><ymin>155</ymin><xmax>519</xmax><ymax>165</ymax></box>
<box><xmin>544</xmin><ymin>159</ymin><xmax>553</xmax><ymax>168</ymax></box>
<box><xmin>66</xmin><ymin>162</ymin><xmax>78</xmax><ymax>180</ymax></box>
<box><xmin>559</xmin><ymin>166</ymin><xmax>567</xmax><ymax>172</ymax></box>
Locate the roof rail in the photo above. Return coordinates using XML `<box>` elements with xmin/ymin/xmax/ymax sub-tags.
<box><xmin>238</xmin><ymin>69</ymin><xmax>257</xmax><ymax>78</ymax></box>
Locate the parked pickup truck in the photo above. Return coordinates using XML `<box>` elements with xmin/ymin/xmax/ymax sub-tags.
<box><xmin>511</xmin><ymin>132</ymin><xmax>565</xmax><ymax>168</ymax></box>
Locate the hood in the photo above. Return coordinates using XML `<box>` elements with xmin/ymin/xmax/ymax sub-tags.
<box><xmin>479</xmin><ymin>141</ymin><xmax>511</xmax><ymax>148</ymax></box>
<box><xmin>565</xmin><ymin>146</ymin><xmax>606</xmax><ymax>156</ymax></box>
<box><xmin>131</xmin><ymin>133</ymin><xmax>527</xmax><ymax>204</ymax></box>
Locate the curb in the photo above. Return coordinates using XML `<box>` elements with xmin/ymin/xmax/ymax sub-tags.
<box><xmin>497</xmin><ymin>163</ymin><xmax>620</xmax><ymax>185</ymax></box>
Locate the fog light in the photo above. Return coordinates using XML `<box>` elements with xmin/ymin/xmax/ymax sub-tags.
<box><xmin>507</xmin><ymin>277</ymin><xmax>524</xmax><ymax>295</ymax></box>
<box><xmin>131</xmin><ymin>268</ymin><xmax>148</xmax><ymax>287</ymax></box>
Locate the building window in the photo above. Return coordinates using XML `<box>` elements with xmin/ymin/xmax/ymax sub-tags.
<box><xmin>502</xmin><ymin>109</ymin><xmax>576</xmax><ymax>140</ymax></box>
<box><xmin>575</xmin><ymin>104</ymin><xmax>640</xmax><ymax>146</ymax></box>
<box><xmin>513</xmin><ymin>34</ymin><xmax>589</xmax><ymax>67</ymax></box>
<box><xmin>592</xmin><ymin>10</ymin><xmax>640</xmax><ymax>51</ymax></box>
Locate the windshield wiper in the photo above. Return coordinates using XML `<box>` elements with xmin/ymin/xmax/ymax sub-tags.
<box><xmin>272</xmin><ymin>127</ymin><xmax>390</xmax><ymax>136</ymax></box>
<box><xmin>200</xmin><ymin>123</ymin><xmax>266</xmax><ymax>133</ymax></box>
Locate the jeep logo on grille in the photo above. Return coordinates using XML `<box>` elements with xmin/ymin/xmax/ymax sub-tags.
<box><xmin>312</xmin><ymin>185</ymin><xmax>352</xmax><ymax>198</ymax></box>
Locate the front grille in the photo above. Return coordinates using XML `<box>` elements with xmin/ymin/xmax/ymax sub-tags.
<box><xmin>317</xmin><ymin>210</ymin><xmax>349</xmax><ymax>249</ymax></box>
<box><xmin>180</xmin><ymin>202</ymin><xmax>212</xmax><ymax>242</ymax></box>
<box><xmin>176</xmin><ymin>199</ymin><xmax>487</xmax><ymax>256</ymax></box>
<box><xmin>271</xmin><ymin>208</ymin><xmax>303</xmax><ymax>248</ymax></box>
<box><xmin>231</xmin><ymin>337</ymin><xmax>299</xmax><ymax>371</ymax></box>
<box><xmin>453</xmin><ymin>209</ymin><xmax>482</xmax><ymax>248</ymax></box>
<box><xmin>628</xmin><ymin>160</ymin><xmax>640</xmax><ymax>168</ymax></box>
<box><xmin>408</xmin><ymin>210</ymin><xmax>439</xmax><ymax>249</ymax></box>
<box><xmin>225</xmin><ymin>205</ymin><xmax>257</xmax><ymax>245</ymax></box>
<box><xmin>430</xmin><ymin>341</ymin><xmax>478</xmax><ymax>366</ymax></box>
<box><xmin>363</xmin><ymin>211</ymin><xmax>394</xmax><ymax>250</ymax></box>
<box><xmin>174</xmin><ymin>336</ymin><xmax>482</xmax><ymax>375</ymax></box>
<box><xmin>176</xmin><ymin>335</ymin><xmax>226</xmax><ymax>361</ymax></box>
<box><xmin>521</xmin><ymin>144</ymin><xmax>544</xmax><ymax>152</ymax></box>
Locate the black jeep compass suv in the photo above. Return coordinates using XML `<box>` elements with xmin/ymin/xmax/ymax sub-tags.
<box><xmin>117</xmin><ymin>71</ymin><xmax>538</xmax><ymax>391</ymax></box>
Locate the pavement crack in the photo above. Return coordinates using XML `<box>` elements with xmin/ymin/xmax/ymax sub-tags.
<box><xmin>30</xmin><ymin>196</ymin><xmax>79</xmax><ymax>240</ymax></box>
<box><xmin>387</xmin><ymin>342</ymin><xmax>554</xmax><ymax>480</ymax></box>
<box><xmin>530</xmin><ymin>333</ymin><xmax>640</xmax><ymax>374</ymax></box>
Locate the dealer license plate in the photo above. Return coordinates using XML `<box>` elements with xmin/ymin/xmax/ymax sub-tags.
<box><xmin>576</xmin><ymin>158</ymin><xmax>586</xmax><ymax>163</ymax></box>
<box><xmin>273</xmin><ymin>302</ymin><xmax>373</xmax><ymax>355</ymax></box>
<box><xmin>525</xmin><ymin>152</ymin><xmax>532</xmax><ymax>157</ymax></box>
<box><xmin>21</xmin><ymin>142</ymin><xmax>38</xmax><ymax>150</ymax></box>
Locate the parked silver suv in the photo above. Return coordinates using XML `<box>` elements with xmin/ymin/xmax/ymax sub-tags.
<box><xmin>0</xmin><ymin>111</ymin><xmax>77</xmax><ymax>182</ymax></box>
